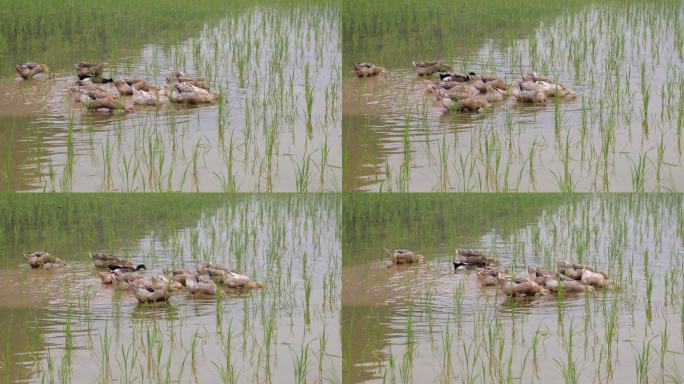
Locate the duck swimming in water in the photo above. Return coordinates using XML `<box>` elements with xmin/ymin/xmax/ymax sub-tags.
<box><xmin>456</xmin><ymin>249</ymin><xmax>499</xmax><ymax>267</ymax></box>
<box><xmin>185</xmin><ymin>274</ymin><xmax>217</xmax><ymax>296</ymax></box>
<box><xmin>74</xmin><ymin>62</ymin><xmax>110</xmax><ymax>80</ymax></box>
<box><xmin>166</xmin><ymin>71</ymin><xmax>209</xmax><ymax>90</ymax></box>
<box><xmin>15</xmin><ymin>62</ymin><xmax>52</xmax><ymax>80</ymax></box>
<box><xmin>352</xmin><ymin>63</ymin><xmax>388</xmax><ymax>77</ymax></box>
<box><xmin>413</xmin><ymin>61</ymin><xmax>452</xmax><ymax>76</ymax></box>
<box><xmin>90</xmin><ymin>252</ymin><xmax>132</xmax><ymax>268</ymax></box>
<box><xmin>125</xmin><ymin>276</ymin><xmax>172</xmax><ymax>303</ymax></box>
<box><xmin>167</xmin><ymin>82</ymin><xmax>218</xmax><ymax>104</ymax></box>
<box><xmin>385</xmin><ymin>248</ymin><xmax>426</xmax><ymax>264</ymax></box>
<box><xmin>496</xmin><ymin>273</ymin><xmax>544</xmax><ymax>297</ymax></box>
<box><xmin>109</xmin><ymin>264</ymin><xmax>146</xmax><ymax>273</ymax></box>
<box><xmin>24</xmin><ymin>251</ymin><xmax>65</xmax><ymax>269</ymax></box>
<box><xmin>545</xmin><ymin>273</ymin><xmax>589</xmax><ymax>294</ymax></box>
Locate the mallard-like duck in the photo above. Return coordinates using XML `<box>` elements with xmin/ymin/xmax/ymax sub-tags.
<box><xmin>163</xmin><ymin>268</ymin><xmax>195</xmax><ymax>285</ymax></box>
<box><xmin>132</xmin><ymin>88</ymin><xmax>169</xmax><ymax>106</ymax></box>
<box><xmin>167</xmin><ymin>82</ymin><xmax>218</xmax><ymax>104</ymax></box>
<box><xmin>196</xmin><ymin>262</ymin><xmax>232</xmax><ymax>274</ymax></box>
<box><xmin>113</xmin><ymin>78</ymin><xmax>149</xmax><ymax>95</ymax></box>
<box><xmin>526</xmin><ymin>266</ymin><xmax>557</xmax><ymax>286</ymax></box>
<box><xmin>450</xmin><ymin>96</ymin><xmax>492</xmax><ymax>112</ymax></box>
<box><xmin>15</xmin><ymin>62</ymin><xmax>51</xmax><ymax>80</ymax></box>
<box><xmin>516</xmin><ymin>90</ymin><xmax>547</xmax><ymax>104</ymax></box>
<box><xmin>205</xmin><ymin>268</ymin><xmax>263</xmax><ymax>289</ymax></box>
<box><xmin>480</xmin><ymin>76</ymin><xmax>508</xmax><ymax>91</ymax></box>
<box><xmin>185</xmin><ymin>274</ymin><xmax>217</xmax><ymax>296</ymax></box>
<box><xmin>438</xmin><ymin>72</ymin><xmax>473</xmax><ymax>83</ymax></box>
<box><xmin>580</xmin><ymin>269</ymin><xmax>607</xmax><ymax>287</ymax></box>
<box><xmin>453</xmin><ymin>262</ymin><xmax>468</xmax><ymax>271</ymax></box>
<box><xmin>90</xmin><ymin>252</ymin><xmax>132</xmax><ymax>268</ymax></box>
<box><xmin>352</xmin><ymin>63</ymin><xmax>388</xmax><ymax>77</ymax></box>
<box><xmin>24</xmin><ymin>251</ymin><xmax>65</xmax><ymax>268</ymax></box>
<box><xmin>109</xmin><ymin>264</ymin><xmax>146</xmax><ymax>273</ymax></box>
<box><xmin>545</xmin><ymin>273</ymin><xmax>589</xmax><ymax>293</ymax></box>
<box><xmin>74</xmin><ymin>62</ymin><xmax>110</xmax><ymax>80</ymax></box>
<box><xmin>125</xmin><ymin>276</ymin><xmax>172</xmax><ymax>303</ymax></box>
<box><xmin>413</xmin><ymin>61</ymin><xmax>452</xmax><ymax>76</ymax></box>
<box><xmin>475</xmin><ymin>267</ymin><xmax>509</xmax><ymax>287</ymax></box>
<box><xmin>385</xmin><ymin>248</ymin><xmax>426</xmax><ymax>264</ymax></box>
<box><xmin>496</xmin><ymin>273</ymin><xmax>544</xmax><ymax>297</ymax></box>
<box><xmin>556</xmin><ymin>260</ymin><xmax>608</xmax><ymax>281</ymax></box>
<box><xmin>68</xmin><ymin>79</ymin><xmax>119</xmax><ymax>102</ymax></box>
<box><xmin>166</xmin><ymin>71</ymin><xmax>209</xmax><ymax>90</ymax></box>
<box><xmin>456</xmin><ymin>249</ymin><xmax>499</xmax><ymax>267</ymax></box>
<box><xmin>80</xmin><ymin>93</ymin><xmax>133</xmax><ymax>113</ymax></box>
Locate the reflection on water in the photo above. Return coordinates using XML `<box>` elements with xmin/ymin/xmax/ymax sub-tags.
<box><xmin>343</xmin><ymin>2</ymin><xmax>684</xmax><ymax>192</ymax></box>
<box><xmin>342</xmin><ymin>194</ymin><xmax>684</xmax><ymax>383</ymax></box>
<box><xmin>1</xmin><ymin>4</ymin><xmax>341</xmax><ymax>192</ymax></box>
<box><xmin>0</xmin><ymin>194</ymin><xmax>341</xmax><ymax>383</ymax></box>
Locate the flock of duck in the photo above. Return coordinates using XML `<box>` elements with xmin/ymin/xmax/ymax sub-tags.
<box><xmin>352</xmin><ymin>61</ymin><xmax>577</xmax><ymax>112</ymax></box>
<box><xmin>386</xmin><ymin>248</ymin><xmax>612</xmax><ymax>297</ymax></box>
<box><xmin>14</xmin><ymin>61</ymin><xmax>219</xmax><ymax>113</ymax></box>
<box><xmin>22</xmin><ymin>251</ymin><xmax>262</xmax><ymax>304</ymax></box>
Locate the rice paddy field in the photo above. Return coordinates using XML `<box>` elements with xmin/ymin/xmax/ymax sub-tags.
<box><xmin>343</xmin><ymin>0</ymin><xmax>684</xmax><ymax>192</ymax></box>
<box><xmin>0</xmin><ymin>0</ymin><xmax>340</xmax><ymax>192</ymax></box>
<box><xmin>342</xmin><ymin>193</ymin><xmax>684</xmax><ymax>383</ymax></box>
<box><xmin>0</xmin><ymin>194</ymin><xmax>341</xmax><ymax>383</ymax></box>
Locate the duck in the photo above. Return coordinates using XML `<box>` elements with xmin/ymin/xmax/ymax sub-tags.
<box><xmin>556</xmin><ymin>260</ymin><xmax>608</xmax><ymax>281</ymax></box>
<box><xmin>526</xmin><ymin>266</ymin><xmax>557</xmax><ymax>286</ymax></box>
<box><xmin>23</xmin><ymin>251</ymin><xmax>65</xmax><ymax>268</ymax></box>
<box><xmin>456</xmin><ymin>249</ymin><xmax>499</xmax><ymax>267</ymax></box>
<box><xmin>580</xmin><ymin>268</ymin><xmax>607</xmax><ymax>287</ymax></box>
<box><xmin>125</xmin><ymin>276</ymin><xmax>172</xmax><ymax>303</ymax></box>
<box><xmin>545</xmin><ymin>273</ymin><xmax>589</xmax><ymax>293</ymax></box>
<box><xmin>90</xmin><ymin>252</ymin><xmax>132</xmax><ymax>268</ymax></box>
<box><xmin>113</xmin><ymin>78</ymin><xmax>148</xmax><ymax>95</ymax></box>
<box><xmin>449</xmin><ymin>96</ymin><xmax>492</xmax><ymax>112</ymax></box>
<box><xmin>516</xmin><ymin>90</ymin><xmax>547</xmax><ymax>104</ymax></box>
<box><xmin>205</xmin><ymin>268</ymin><xmax>264</xmax><ymax>289</ymax></box>
<box><xmin>167</xmin><ymin>82</ymin><xmax>218</xmax><ymax>104</ymax></box>
<box><xmin>438</xmin><ymin>72</ymin><xmax>472</xmax><ymax>83</ymax></box>
<box><xmin>15</xmin><ymin>62</ymin><xmax>51</xmax><ymax>80</ymax></box>
<box><xmin>413</xmin><ymin>61</ymin><xmax>452</xmax><ymax>76</ymax></box>
<box><xmin>496</xmin><ymin>273</ymin><xmax>544</xmax><ymax>297</ymax></box>
<box><xmin>166</xmin><ymin>71</ymin><xmax>209</xmax><ymax>90</ymax></box>
<box><xmin>132</xmin><ymin>88</ymin><xmax>169</xmax><ymax>106</ymax></box>
<box><xmin>452</xmin><ymin>262</ymin><xmax>468</xmax><ymax>271</ymax></box>
<box><xmin>80</xmin><ymin>93</ymin><xmax>133</xmax><ymax>113</ymax></box>
<box><xmin>185</xmin><ymin>274</ymin><xmax>217</xmax><ymax>296</ymax></box>
<box><xmin>479</xmin><ymin>75</ymin><xmax>508</xmax><ymax>90</ymax></box>
<box><xmin>196</xmin><ymin>262</ymin><xmax>232</xmax><ymax>274</ymax></box>
<box><xmin>475</xmin><ymin>267</ymin><xmax>509</xmax><ymax>287</ymax></box>
<box><xmin>352</xmin><ymin>63</ymin><xmax>388</xmax><ymax>77</ymax></box>
<box><xmin>68</xmin><ymin>79</ymin><xmax>120</xmax><ymax>102</ymax></box>
<box><xmin>109</xmin><ymin>264</ymin><xmax>146</xmax><ymax>273</ymax></box>
<box><xmin>74</xmin><ymin>62</ymin><xmax>110</xmax><ymax>80</ymax></box>
<box><xmin>385</xmin><ymin>248</ymin><xmax>426</xmax><ymax>264</ymax></box>
<box><xmin>164</xmin><ymin>268</ymin><xmax>195</xmax><ymax>285</ymax></box>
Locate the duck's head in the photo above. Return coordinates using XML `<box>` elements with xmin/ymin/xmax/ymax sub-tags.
<box><xmin>135</xmin><ymin>264</ymin><xmax>147</xmax><ymax>271</ymax></box>
<box><xmin>527</xmin><ymin>266</ymin><xmax>537</xmax><ymax>274</ymax></box>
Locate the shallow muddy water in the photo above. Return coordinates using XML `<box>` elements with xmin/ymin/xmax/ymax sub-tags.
<box><xmin>0</xmin><ymin>194</ymin><xmax>341</xmax><ymax>383</ymax></box>
<box><xmin>342</xmin><ymin>194</ymin><xmax>684</xmax><ymax>383</ymax></box>
<box><xmin>343</xmin><ymin>1</ymin><xmax>684</xmax><ymax>192</ymax></box>
<box><xmin>0</xmin><ymin>3</ymin><xmax>340</xmax><ymax>192</ymax></box>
